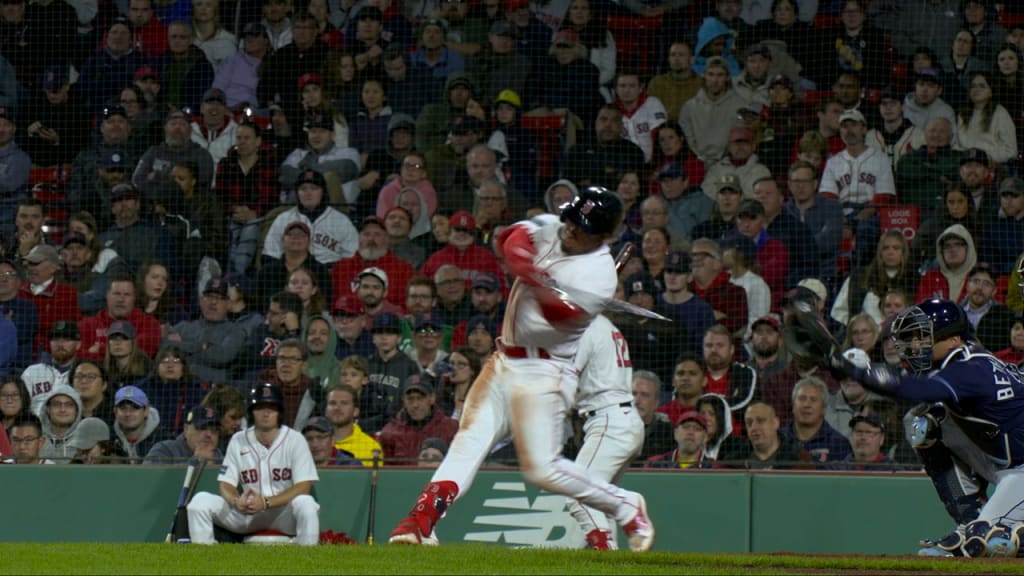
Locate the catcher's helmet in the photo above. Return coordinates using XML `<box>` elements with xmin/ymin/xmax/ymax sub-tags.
<box><xmin>889</xmin><ymin>299</ymin><xmax>970</xmax><ymax>374</ymax></box>
<box><xmin>559</xmin><ymin>186</ymin><xmax>623</xmax><ymax>237</ymax></box>
<box><xmin>248</xmin><ymin>382</ymin><xmax>284</xmax><ymax>424</ymax></box>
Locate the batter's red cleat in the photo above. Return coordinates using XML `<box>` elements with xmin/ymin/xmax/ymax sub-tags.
<box><xmin>389</xmin><ymin>517</ymin><xmax>439</xmax><ymax>545</ymax></box>
<box><xmin>585</xmin><ymin>529</ymin><xmax>611</xmax><ymax>550</ymax></box>
<box><xmin>621</xmin><ymin>494</ymin><xmax>654</xmax><ymax>552</ymax></box>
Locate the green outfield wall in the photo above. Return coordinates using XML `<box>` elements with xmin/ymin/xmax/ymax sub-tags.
<box><xmin>0</xmin><ymin>466</ymin><xmax>947</xmax><ymax>553</ymax></box>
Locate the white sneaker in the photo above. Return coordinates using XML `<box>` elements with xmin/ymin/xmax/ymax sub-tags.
<box><xmin>621</xmin><ymin>493</ymin><xmax>654</xmax><ymax>552</ymax></box>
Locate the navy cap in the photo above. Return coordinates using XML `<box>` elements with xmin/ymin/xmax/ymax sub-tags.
<box><xmin>203</xmin><ymin>276</ymin><xmax>229</xmax><ymax>297</ymax></box>
<box><xmin>108</xmin><ymin>320</ymin><xmax>137</xmax><ymax>339</ymax></box>
<box><xmin>664</xmin><ymin>251</ymin><xmax>692</xmax><ymax>273</ymax></box>
<box><xmin>295</xmin><ymin>169</ymin><xmax>327</xmax><ymax>188</ymax></box>
<box><xmin>186</xmin><ymin>404</ymin><xmax>220</xmax><ymax>429</ymax></box>
<box><xmin>302</xmin><ymin>415</ymin><xmax>334</xmax><ymax>434</ymax></box>
<box><xmin>657</xmin><ymin>162</ymin><xmax>688</xmax><ymax>181</ymax></box>
<box><xmin>372</xmin><ymin>312</ymin><xmax>401</xmax><ymax>333</ymax></box>
<box><xmin>721</xmin><ymin>235</ymin><xmax>758</xmax><ymax>263</ymax></box>
<box><xmin>402</xmin><ymin>373</ymin><xmax>435</xmax><ymax>395</ymax></box>
<box><xmin>414</xmin><ymin>314</ymin><xmax>442</xmax><ymax>331</ymax></box>
<box><xmin>450</xmin><ymin>114</ymin><xmax>485</xmax><ymax>134</ymax></box>
<box><xmin>466</xmin><ymin>314</ymin><xmax>497</xmax><ymax>336</ymax></box>
<box><xmin>960</xmin><ymin>147</ymin><xmax>990</xmax><ymax>166</ymax></box>
<box><xmin>471</xmin><ymin>272</ymin><xmax>500</xmax><ymax>291</ymax></box>
<box><xmin>849</xmin><ymin>413</ymin><xmax>885</xmax><ymax>432</ymax></box>
<box><xmin>624</xmin><ymin>271</ymin><xmax>658</xmax><ymax>297</ymax></box>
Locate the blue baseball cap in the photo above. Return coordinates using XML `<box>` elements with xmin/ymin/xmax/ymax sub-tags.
<box><xmin>115</xmin><ymin>385</ymin><xmax>148</xmax><ymax>407</ymax></box>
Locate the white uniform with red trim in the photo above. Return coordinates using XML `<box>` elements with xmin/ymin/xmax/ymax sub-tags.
<box><xmin>818</xmin><ymin>146</ymin><xmax>895</xmax><ymax>213</ymax></box>
<box><xmin>187</xmin><ymin>425</ymin><xmax>321</xmax><ymax>545</ymax></box>
<box><xmin>426</xmin><ymin>214</ymin><xmax>647</xmax><ymax>535</ymax></box>
<box><xmin>619</xmin><ymin>94</ymin><xmax>668</xmax><ymax>163</ymax></box>
<box><xmin>568</xmin><ymin>314</ymin><xmax>644</xmax><ymax>549</ymax></box>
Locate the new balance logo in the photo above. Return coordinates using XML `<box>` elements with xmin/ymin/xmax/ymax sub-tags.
<box><xmin>465</xmin><ymin>481</ymin><xmax>583</xmax><ymax>548</ymax></box>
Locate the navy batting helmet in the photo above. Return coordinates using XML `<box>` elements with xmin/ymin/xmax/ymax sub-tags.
<box><xmin>889</xmin><ymin>299</ymin><xmax>970</xmax><ymax>374</ymax></box>
<box><xmin>559</xmin><ymin>186</ymin><xmax>623</xmax><ymax>237</ymax></box>
<box><xmin>248</xmin><ymin>382</ymin><xmax>284</xmax><ymax>424</ymax></box>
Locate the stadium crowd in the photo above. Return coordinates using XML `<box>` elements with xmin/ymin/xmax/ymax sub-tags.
<box><xmin>2</xmin><ymin>0</ymin><xmax>1024</xmax><ymax>473</ymax></box>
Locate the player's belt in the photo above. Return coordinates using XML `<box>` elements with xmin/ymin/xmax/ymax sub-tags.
<box><xmin>496</xmin><ymin>338</ymin><xmax>551</xmax><ymax>360</ymax></box>
<box><xmin>579</xmin><ymin>401</ymin><xmax>633</xmax><ymax>421</ymax></box>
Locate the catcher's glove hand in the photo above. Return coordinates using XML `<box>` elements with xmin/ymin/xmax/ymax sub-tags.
<box><xmin>782</xmin><ymin>308</ymin><xmax>836</xmax><ymax>368</ymax></box>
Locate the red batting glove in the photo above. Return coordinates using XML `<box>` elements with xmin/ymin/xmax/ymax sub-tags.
<box><xmin>497</xmin><ymin>224</ymin><xmax>545</xmax><ymax>286</ymax></box>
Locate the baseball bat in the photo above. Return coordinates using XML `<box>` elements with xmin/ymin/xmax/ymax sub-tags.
<box><xmin>165</xmin><ymin>456</ymin><xmax>206</xmax><ymax>543</ymax></box>
<box><xmin>614</xmin><ymin>242</ymin><xmax>635</xmax><ymax>274</ymax></box>
<box><xmin>366</xmin><ymin>449</ymin><xmax>381</xmax><ymax>545</ymax></box>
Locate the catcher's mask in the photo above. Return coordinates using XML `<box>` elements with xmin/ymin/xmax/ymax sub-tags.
<box><xmin>889</xmin><ymin>306</ymin><xmax>934</xmax><ymax>374</ymax></box>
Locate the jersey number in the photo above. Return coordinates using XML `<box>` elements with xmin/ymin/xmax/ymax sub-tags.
<box><xmin>612</xmin><ymin>331</ymin><xmax>632</xmax><ymax>368</ymax></box>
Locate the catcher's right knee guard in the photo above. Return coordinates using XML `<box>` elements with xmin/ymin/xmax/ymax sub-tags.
<box><xmin>984</xmin><ymin>524</ymin><xmax>1024</xmax><ymax>558</ymax></box>
<box><xmin>962</xmin><ymin>520</ymin><xmax>998</xmax><ymax>558</ymax></box>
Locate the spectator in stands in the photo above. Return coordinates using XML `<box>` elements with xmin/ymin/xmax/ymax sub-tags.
<box><xmin>650</xmin><ymin>124</ymin><xmax>705</xmax><ymax>195</ymax></box>
<box><xmin>963</xmin><ymin>0</ymin><xmax>1007</xmax><ymax>67</ymax></box>
<box><xmin>125</xmin><ymin>0</ymin><xmax>168</xmax><ymax>58</ymax></box>
<box><xmin>787</xmin><ymin>162</ymin><xmax>845</xmax><ymax>286</ymax></box>
<box><xmin>645</xmin><ymin>410</ymin><xmax>713</xmax><ymax>469</ymax></box>
<box><xmin>286</xmin><ymin>266</ymin><xmax>331</xmax><ymax>321</ymax></box>
<box><xmin>866</xmin><ymin>88</ymin><xmax>916</xmax><ymax>169</ymax></box>
<box><xmin>346</xmin><ymin>7</ymin><xmax>390</xmax><ymax>76</ymax></box>
<box><xmin>560</xmin><ymin>0</ymin><xmax>615</xmax><ymax>96</ymax></box>
<box><xmin>903</xmin><ymin>68</ymin><xmax>957</xmax><ymax>137</ymax></box>
<box><xmin>79</xmin><ymin>18</ymin><xmax>149</xmax><ymax>112</ymax></box>
<box><xmin>473</xmin><ymin>179</ymin><xmax>517</xmax><ymax>246</ymax></box>
<box><xmin>892</xmin><ymin>0</ymin><xmax>960</xmax><ymax>62</ymax></box>
<box><xmin>646</xmin><ymin>41</ymin><xmax>701</xmax><ymax>127</ymax></box>
<box><xmin>733</xmin><ymin>43</ymin><xmax>773</xmax><ymax>105</ymax></box>
<box><xmin>304</xmin><ymin>316</ymin><xmax>340</xmax><ymax>388</ymax></box>
<box><xmin>0</xmin><ymin>259</ymin><xmax>36</xmax><ymax>370</ymax></box>
<box><xmin>132</xmin><ymin>109</ymin><xmax>216</xmax><ymax>206</ymax></box>
<box><xmin>689</xmin><ymin>237</ymin><xmax>748</xmax><ymax>338</ymax></box>
<box><xmin>679</xmin><ymin>56</ymin><xmax>745</xmax><ymax>166</ymax></box>
<box><xmin>563</xmin><ymin>103</ymin><xmax>645</xmax><ymax>190</ymax></box>
<box><xmin>613</xmin><ymin>70</ymin><xmax>666</xmax><ymax>164</ymax></box>
<box><xmin>377</xmin><ymin>151</ymin><xmax>437</xmax><ymax>221</ymax></box>
<box><xmin>0</xmin><ymin>106</ymin><xmax>29</xmax><ymax>200</ymax></box>
<box><xmin>189</xmin><ymin>88</ymin><xmax>238</xmax><ymax>167</ymax></box>
<box><xmin>895</xmin><ymin>117</ymin><xmax>959</xmax><ymax>210</ymax></box>
<box><xmin>264</xmin><ymin>170</ymin><xmax>360</xmax><ymax>267</ymax></box>
<box><xmin>415</xmin><ymin>73</ymin><xmax>475</xmax><ymax>156</ymax></box>
<box><xmin>255</xmin><ymin>220</ymin><xmax>330</xmax><ymax>312</ymax></box>
<box><xmin>77</xmin><ymin>275</ymin><xmax>162</xmax><ymax>361</ymax></box>
<box><xmin>358</xmin><ymin>114</ymin><xmax>416</xmax><ymax>220</ymax></box>
<box><xmin>39</xmin><ymin>384</ymin><xmax>103</xmax><ymax>462</ymax></box>
<box><xmin>260</xmin><ymin>0</ymin><xmax>293</xmax><ymax>51</ymax></box>
<box><xmin>782</xmin><ymin>377</ymin><xmax>851</xmax><ymax>465</ymax></box>
<box><xmin>941</xmin><ymin>29</ymin><xmax>985</xmax><ymax>107</ymax></box>
<box><xmin>424</xmin><ymin>114</ymin><xmax>487</xmax><ymax>211</ymax></box>
<box><xmin>22</xmin><ymin>320</ymin><xmax>80</xmax><ymax>414</ymax></box>
<box><xmin>832</xmin><ymin>230</ymin><xmax>916</xmax><ymax>327</ymax></box>
<box><xmin>702</xmin><ymin>126</ymin><xmax>772</xmax><ymax>201</ymax></box>
<box><xmin>756</xmin><ymin>177</ymin><xmax>821</xmax><ymax>286</ymax></box>
<box><xmin>744</xmin><ymin>313</ymin><xmax>790</xmax><ymax>380</ymax></box>
<box><xmin>963</xmin><ymin>263</ymin><xmax>1016</xmax><ymax>352</ymax></box>
<box><xmin>983</xmin><ymin>177</ymin><xmax>1024</xmax><ymax>275</ymax></box>
<box><xmin>719</xmin><ymin>401</ymin><xmax>801</xmax><ymax>468</ymax></box>
<box><xmin>330</xmin><ymin>216</ymin><xmax>415</xmax><ymax>313</ymax></box>
<box><xmin>304</xmin><ymin>416</ymin><xmax>361</xmax><ymax>467</ymax></box>
<box><xmin>995</xmin><ymin>317</ymin><xmax>1024</xmax><ymax>366</ymax></box>
<box><xmin>463</xmin><ymin>314</ymin><xmax>497</xmax><ymax>357</ymax></box>
<box><xmin>692</xmin><ymin>174</ymin><xmax>742</xmax><ymax>242</ymax></box>
<box><xmin>993</xmin><ymin>44</ymin><xmax>1024</xmax><ymax>136</ymax></box>
<box><xmin>367</xmin><ymin>312</ymin><xmax>419</xmax><ymax>424</ymax></box>
<box><xmin>819</xmin><ymin>0</ymin><xmax>891</xmax><ymax>88</ymax></box>
<box><xmin>421</xmin><ymin>211</ymin><xmax>505</xmax><ymax>291</ymax></box>
<box><xmin>245</xmin><ymin>291</ymin><xmax>304</xmax><ymax>376</ymax></box>
<box><xmin>19</xmin><ymin>65</ymin><xmax>88</xmax><ymax>168</ymax></box>
<box><xmin>211</xmin><ymin>22</ymin><xmax>270</xmax><ymax>110</ymax></box>
<box><xmin>411</xmin><ymin>18</ymin><xmax>466</xmax><ymax>88</ymax></box>
<box><xmin>133</xmin><ymin>67</ymin><xmax>163</xmax><ymax>111</ymax></box>
<box><xmin>8</xmin><ymin>415</ymin><xmax>53</xmax><ymax>464</ymax></box>
<box><xmin>632</xmin><ymin>370</ymin><xmax>674</xmax><ymax>462</ymax></box>
<box><xmin>407</xmin><ymin>314</ymin><xmax>448</xmax><ymax>374</ymax></box>
<box><xmin>6</xmin><ymin>199</ymin><xmax>47</xmax><ymax>264</ymax></box>
<box><xmin>335</xmin><ymin>354</ymin><xmax>390</xmax><ymax>437</ymax></box>
<box><xmin>102</xmin><ymin>184</ymin><xmax>176</xmax><ymax>272</ymax></box>
<box><xmin>733</xmin><ymin>199</ymin><xmax>788</xmax><ymax>307</ymax></box>
<box><xmin>279</xmin><ymin>109</ymin><xmax>360</xmax><ymax>203</ymax></box>
<box><xmin>384</xmin><ymin>207</ymin><xmax>427</xmax><ymax>269</ymax></box>
<box><xmin>136</xmin><ymin>261</ymin><xmax>187</xmax><ymax>336</ymax></box>
<box><xmin>322</xmin><ymin>382</ymin><xmax>383</xmax><ymax>466</ymax></box>
<box><xmin>151</xmin><ymin>21</ymin><xmax>215</xmax><ymax>111</ymax></box>
<box><xmin>109</xmin><ymin>384</ymin><xmax>162</xmax><ymax>463</ymax></box>
<box><xmin>657</xmin><ymin>354</ymin><xmax>707</xmax><ymax>425</ymax></box>
<box><xmin>840</xmin><ymin>313</ymin><xmax>881</xmax><ymax>362</ymax></box>
<box><xmin>258</xmin><ymin>338</ymin><xmax>315</xmax><ymax>428</ymax></box>
<box><xmin>702</xmin><ymin>323</ymin><xmax>758</xmax><ymax>416</ymax></box>
<box><xmin>525</xmin><ymin>29</ymin><xmax>602</xmax><ymax>127</ymax></box>
<box><xmin>192</xmin><ymin>0</ymin><xmax>237</xmax><ymax>70</ymax></box>
<box><xmin>436</xmin><ymin>346</ymin><xmax>478</xmax><ymax>419</ymax></box>
<box><xmin>200</xmin><ymin>384</ymin><xmax>245</xmax><ymax>452</ymax></box>
<box><xmin>260</xmin><ymin>11</ymin><xmax>330</xmax><ymax>131</ymax></box>
<box><xmin>957</xmin><ymin>71</ymin><xmax>1018</xmax><ymax>165</ymax></box>
<box><xmin>381</xmin><ymin>51</ymin><xmax>433</xmax><ymax>118</ymax></box>
<box><xmin>68</xmin><ymin>105</ymin><xmax>139</xmax><ymax>229</ymax></box>
<box><xmin>103</xmin><ymin>320</ymin><xmax>150</xmax><ymax>388</ymax></box>
<box><xmin>144</xmin><ymin>403</ymin><xmax>222</xmax><ymax>464</ymax></box>
<box><xmin>19</xmin><ymin>245</ymin><xmax>81</xmax><ymax>360</ymax></box>
<box><xmin>379</xmin><ymin>373</ymin><xmax>458</xmax><ymax>464</ymax></box>
<box><xmin>165</xmin><ymin>277</ymin><xmax>247</xmax><ymax>384</ymax></box>
<box><xmin>157</xmin><ymin>161</ymin><xmax>226</xmax><ymax>284</ymax></box>
<box><xmin>474</xmin><ymin>22</ymin><xmax>531</xmax><ymax>107</ymax></box>
<box><xmin>833</xmin><ymin>413</ymin><xmax>898</xmax><ymax>470</ymax></box>
<box><xmin>353</xmin><ymin>267</ymin><xmax>404</xmax><ymax>326</ymax></box>
<box><xmin>1</xmin><ymin>375</ymin><xmax>30</xmax><ymax>434</ymax></box>
<box><xmin>722</xmin><ymin>235</ymin><xmax>771</xmax><ymax>338</ymax></box>
<box><xmin>911</xmin><ymin>183</ymin><xmax>983</xmax><ymax>273</ymax></box>
<box><xmin>139</xmin><ymin>345</ymin><xmax>206</xmax><ymax>440</ymax></box>
<box><xmin>692</xmin><ymin>12</ymin><xmax>741</xmax><ymax>78</ymax></box>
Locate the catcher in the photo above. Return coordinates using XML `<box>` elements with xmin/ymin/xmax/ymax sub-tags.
<box><xmin>785</xmin><ymin>298</ymin><xmax>1024</xmax><ymax>558</ymax></box>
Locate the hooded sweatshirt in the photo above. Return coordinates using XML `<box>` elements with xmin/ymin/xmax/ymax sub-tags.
<box><xmin>915</xmin><ymin>223</ymin><xmax>977</xmax><ymax>304</ymax></box>
<box><xmin>543</xmin><ymin>179</ymin><xmax>579</xmax><ymax>214</ymax></box>
<box><xmin>695</xmin><ymin>393</ymin><xmax>734</xmax><ymax>461</ymax></box>
<box><xmin>111</xmin><ymin>405</ymin><xmax>162</xmax><ymax>463</ymax></box>
<box><xmin>692</xmin><ymin>18</ymin><xmax>741</xmax><ymax>77</ymax></box>
<box><xmin>37</xmin><ymin>384</ymin><xmax>90</xmax><ymax>462</ymax></box>
<box><xmin>262</xmin><ymin>186</ymin><xmax>360</xmax><ymax>265</ymax></box>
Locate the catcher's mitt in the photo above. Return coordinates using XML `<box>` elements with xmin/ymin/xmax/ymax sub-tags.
<box><xmin>782</xmin><ymin>306</ymin><xmax>837</xmax><ymax>368</ymax></box>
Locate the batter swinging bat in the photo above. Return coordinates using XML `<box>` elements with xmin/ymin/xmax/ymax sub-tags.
<box><xmin>165</xmin><ymin>456</ymin><xmax>207</xmax><ymax>543</ymax></box>
<box><xmin>366</xmin><ymin>449</ymin><xmax>382</xmax><ymax>545</ymax></box>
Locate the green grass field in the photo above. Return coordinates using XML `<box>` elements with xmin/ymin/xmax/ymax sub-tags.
<box><xmin>4</xmin><ymin>543</ymin><xmax>1024</xmax><ymax>575</ymax></box>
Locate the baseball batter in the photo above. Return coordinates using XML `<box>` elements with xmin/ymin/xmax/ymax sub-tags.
<box><xmin>388</xmin><ymin>187</ymin><xmax>655</xmax><ymax>551</ymax></box>
<box><xmin>569</xmin><ymin>313</ymin><xmax>644</xmax><ymax>550</ymax></box>
<box><xmin>187</xmin><ymin>383</ymin><xmax>321</xmax><ymax>545</ymax></box>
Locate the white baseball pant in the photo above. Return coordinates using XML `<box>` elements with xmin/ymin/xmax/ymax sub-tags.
<box><xmin>568</xmin><ymin>404</ymin><xmax>644</xmax><ymax>548</ymax></box>
<box><xmin>430</xmin><ymin>353</ymin><xmax>643</xmax><ymax>525</ymax></box>
<box><xmin>187</xmin><ymin>492</ymin><xmax>321</xmax><ymax>545</ymax></box>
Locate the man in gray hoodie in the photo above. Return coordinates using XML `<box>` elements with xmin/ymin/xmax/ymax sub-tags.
<box><xmin>109</xmin><ymin>385</ymin><xmax>162</xmax><ymax>464</ymax></box>
<box><xmin>38</xmin><ymin>384</ymin><xmax>107</xmax><ymax>463</ymax></box>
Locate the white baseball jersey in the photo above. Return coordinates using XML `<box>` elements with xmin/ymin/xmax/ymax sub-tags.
<box><xmin>219</xmin><ymin>426</ymin><xmax>319</xmax><ymax>497</ymax></box>
<box><xmin>620</xmin><ymin>95</ymin><xmax>668</xmax><ymax>163</ymax></box>
<box><xmin>574</xmin><ymin>315</ymin><xmax>634</xmax><ymax>413</ymax></box>
<box><xmin>818</xmin><ymin>146</ymin><xmax>895</xmax><ymax>209</ymax></box>
<box><xmin>501</xmin><ymin>215</ymin><xmax>618</xmax><ymax>358</ymax></box>
<box><xmin>21</xmin><ymin>363</ymin><xmax>69</xmax><ymax>415</ymax></box>
<box><xmin>262</xmin><ymin>206</ymin><xmax>359</xmax><ymax>265</ymax></box>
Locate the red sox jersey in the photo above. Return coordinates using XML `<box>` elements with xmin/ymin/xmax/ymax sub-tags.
<box><xmin>818</xmin><ymin>146</ymin><xmax>895</xmax><ymax>210</ymax></box>
<box><xmin>219</xmin><ymin>426</ymin><xmax>319</xmax><ymax>497</ymax></box>
<box><xmin>262</xmin><ymin>206</ymin><xmax>359</xmax><ymax>265</ymax></box>
<box><xmin>501</xmin><ymin>215</ymin><xmax>617</xmax><ymax>358</ymax></box>
<box><xmin>618</xmin><ymin>94</ymin><xmax>668</xmax><ymax>164</ymax></box>
<box><xmin>574</xmin><ymin>314</ymin><xmax>633</xmax><ymax>413</ymax></box>
<box><xmin>21</xmin><ymin>364</ymin><xmax>68</xmax><ymax>415</ymax></box>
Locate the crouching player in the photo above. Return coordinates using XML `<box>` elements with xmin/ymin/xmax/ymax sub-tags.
<box><xmin>835</xmin><ymin>299</ymin><xmax>1024</xmax><ymax>557</ymax></box>
<box><xmin>187</xmin><ymin>382</ymin><xmax>320</xmax><ymax>544</ymax></box>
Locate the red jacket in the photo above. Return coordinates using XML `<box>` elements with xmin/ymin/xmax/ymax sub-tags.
<box><xmin>690</xmin><ymin>271</ymin><xmax>748</xmax><ymax>336</ymax></box>
<box><xmin>78</xmin><ymin>308</ymin><xmax>163</xmax><ymax>361</ymax></box>
<box><xmin>753</xmin><ymin>235</ymin><xmax>789</xmax><ymax>309</ymax></box>
<box><xmin>915</xmin><ymin>269</ymin><xmax>968</xmax><ymax>304</ymax></box>
<box><xmin>20</xmin><ymin>281</ymin><xmax>81</xmax><ymax>362</ymax></box>
<box><xmin>656</xmin><ymin>399</ymin><xmax>694</xmax><ymax>426</ymax></box>
<box><xmin>378</xmin><ymin>407</ymin><xmax>459</xmax><ymax>465</ymax></box>
<box><xmin>419</xmin><ymin>245</ymin><xmax>508</xmax><ymax>294</ymax></box>
<box><xmin>330</xmin><ymin>251</ymin><xmax>415</xmax><ymax>310</ymax></box>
